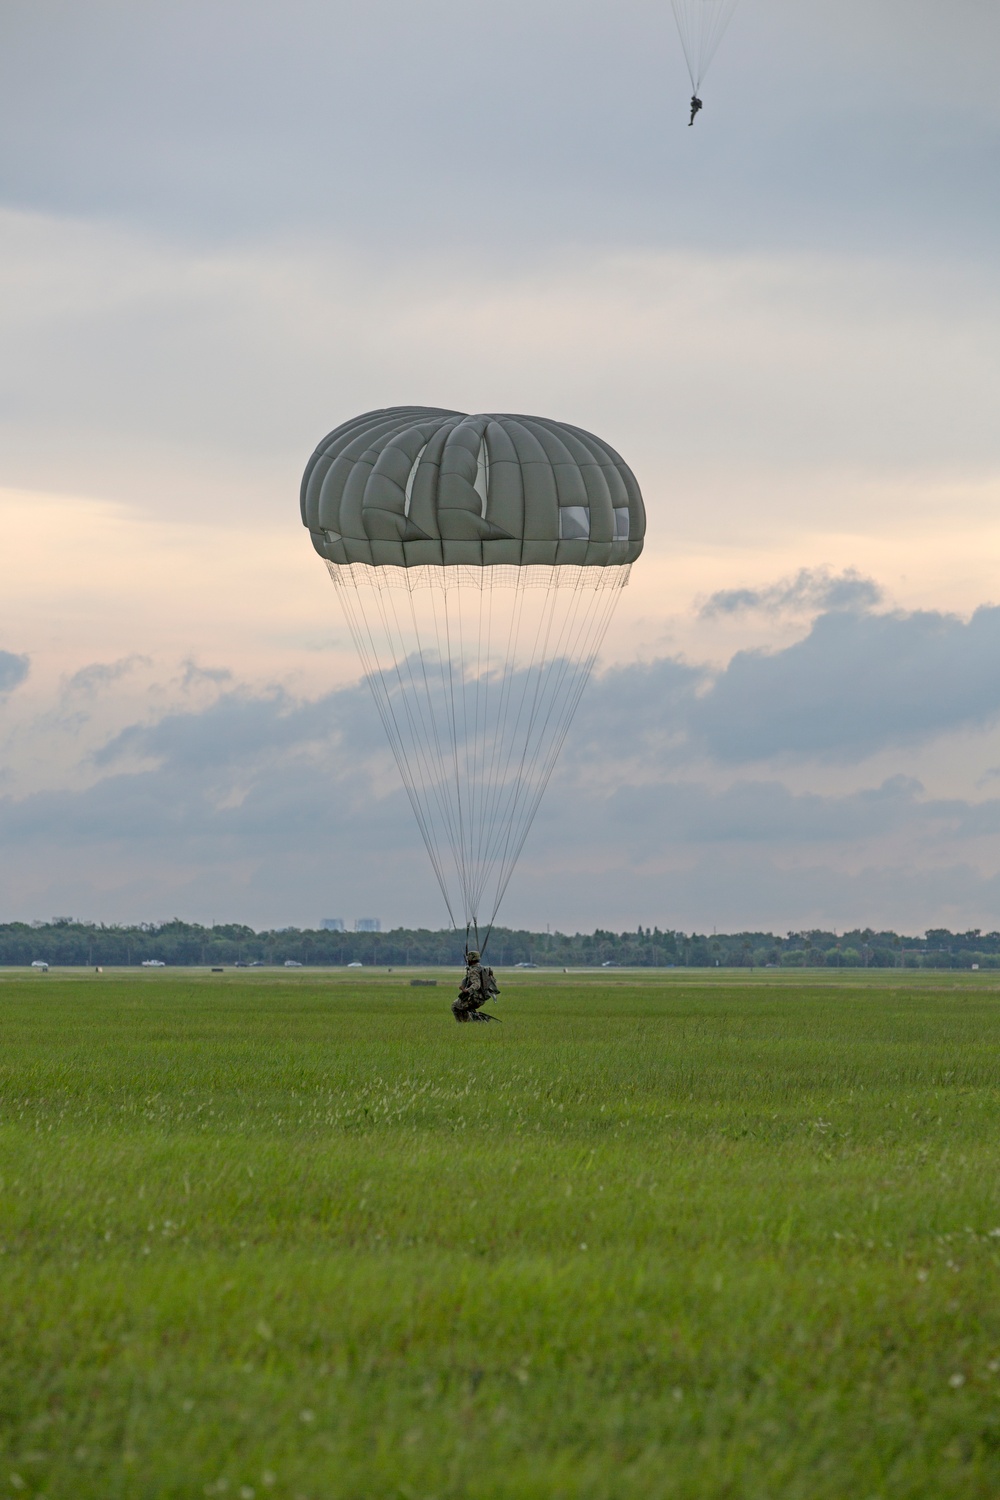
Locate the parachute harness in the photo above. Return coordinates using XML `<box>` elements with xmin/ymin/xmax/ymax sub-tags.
<box><xmin>330</xmin><ymin>563</ymin><xmax>629</xmax><ymax>939</ymax></box>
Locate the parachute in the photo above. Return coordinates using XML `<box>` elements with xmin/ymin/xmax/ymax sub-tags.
<box><xmin>670</xmin><ymin>0</ymin><xmax>742</xmax><ymax>93</ymax></box>
<box><xmin>301</xmin><ymin>407</ymin><xmax>645</xmax><ymax>948</ymax></box>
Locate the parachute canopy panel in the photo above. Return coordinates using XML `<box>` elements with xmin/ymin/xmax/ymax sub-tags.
<box><xmin>301</xmin><ymin>406</ymin><xmax>645</xmax><ymax>568</ymax></box>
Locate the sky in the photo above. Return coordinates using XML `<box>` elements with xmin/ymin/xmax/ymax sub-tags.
<box><xmin>1</xmin><ymin>0</ymin><xmax>999</xmax><ymax>935</ymax></box>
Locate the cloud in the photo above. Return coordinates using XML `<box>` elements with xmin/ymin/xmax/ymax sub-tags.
<box><xmin>0</xmin><ymin>650</ymin><xmax>29</xmax><ymax>695</ymax></box>
<box><xmin>2</xmin><ymin>202</ymin><xmax>999</xmax><ymax>565</ymax></box>
<box><xmin>569</xmin><ymin>601</ymin><xmax>1000</xmax><ymax>767</ymax></box>
<box><xmin>537</xmin><ymin>772</ymin><xmax>1000</xmax><ymax>866</ymax></box>
<box><xmin>688</xmin><ymin>605</ymin><xmax>1000</xmax><ymax>763</ymax></box>
<box><xmin>0</xmin><ymin>758</ymin><xmax>941</xmax><ymax>857</ymax></box>
<box><xmin>3</xmin><ymin>683</ymin><xmax>1000</xmax><ymax>931</ymax></box>
<box><xmin>699</xmin><ymin>566</ymin><xmax>883</xmax><ymax>618</ymax></box>
<box><xmin>92</xmin><ymin>679</ymin><xmax>384</xmax><ymax>774</ymax></box>
<box><xmin>64</xmin><ymin>656</ymin><xmax>150</xmax><ymax>699</ymax></box>
<box><xmin>71</xmin><ymin>590</ymin><xmax>974</xmax><ymax>800</ymax></box>
<box><xmin>1</xmin><ymin>0</ymin><xmax>998</xmax><ymax>262</ymax></box>
<box><xmin>3</xmin><ymin>596</ymin><xmax>1000</xmax><ymax>930</ymax></box>
<box><xmin>1</xmin><ymin>5</ymin><xmax>998</xmax><ymax>936</ymax></box>
<box><xmin>181</xmin><ymin>661</ymin><xmax>233</xmax><ymax>689</ymax></box>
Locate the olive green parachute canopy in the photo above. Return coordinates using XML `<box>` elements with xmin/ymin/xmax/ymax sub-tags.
<box><xmin>301</xmin><ymin>407</ymin><xmax>646</xmax><ymax>943</ymax></box>
<box><xmin>301</xmin><ymin>406</ymin><xmax>645</xmax><ymax>568</ymax></box>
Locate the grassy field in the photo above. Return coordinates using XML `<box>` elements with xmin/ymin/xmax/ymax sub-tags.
<box><xmin>2</xmin><ymin>967</ymin><xmax>1000</xmax><ymax>1499</ymax></box>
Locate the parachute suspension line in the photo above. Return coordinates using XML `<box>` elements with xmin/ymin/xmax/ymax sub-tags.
<box><xmin>473</xmin><ymin>568</ymin><xmax>623</xmax><ymax>931</ymax></box>
<box><xmin>396</xmin><ymin>575</ymin><xmax>470</xmax><ymax>924</ymax></box>
<box><xmin>399</xmin><ymin>583</ymin><xmax>471</xmax><ymax>902</ymax></box>
<box><xmin>477</xmin><ymin>576</ymin><xmax>567</xmax><ymax>911</ymax></box>
<box><xmin>405</xmin><ymin>587</ymin><xmax>472</xmax><ymax>899</ymax></box>
<box><xmin>444</xmin><ymin>585</ymin><xmax>478</xmax><ymax>920</ymax></box>
<box><xmin>452</xmin><ymin>575</ymin><xmax>497</xmax><ymax>928</ymax></box>
<box><xmin>381</xmin><ymin>579</ymin><xmax>476</xmax><ymax>921</ymax></box>
<box><xmin>368</xmin><ymin>584</ymin><xmax>456</xmax><ymax>870</ymax></box>
<box><xmin>485</xmin><ymin>577</ymin><xmax>595</xmax><ymax>873</ymax></box>
<box><xmin>433</xmin><ymin>584</ymin><xmax>482</xmax><ymax>933</ymax></box>
<box><xmin>473</xmin><ymin>573</ymin><xmax>531</xmax><ymax>913</ymax></box>
<box><xmin>670</xmin><ymin>0</ymin><xmax>742</xmax><ymax>91</ymax></box>
<box><xmin>346</xmin><ymin>587</ymin><xmax>459</xmax><ymax>929</ymax></box>
<box><xmin>480</xmin><ymin>581</ymin><xmax>494</xmax><ymax>903</ymax></box>
<box><xmin>472</xmin><ymin>576</ymin><xmax>496</xmax><ymax>929</ymax></box>
<box><xmin>327</xmin><ymin>563</ymin><xmax>631</xmax><ymax>937</ymax></box>
<box><xmin>433</xmin><ymin>572</ymin><xmax>538</xmax><ymax>931</ymax></box>
<box><xmin>398</xmin><ymin>583</ymin><xmax>462</xmax><ymax>862</ymax></box>
<box><xmin>472</xmin><ymin>571</ymin><xmax>620</xmax><ymax>942</ymax></box>
<box><xmin>380</xmin><ymin>581</ymin><xmax>464</xmax><ymax>879</ymax></box>
<box><xmin>334</xmin><ymin>580</ymin><xmax>458</xmax><ymax>928</ymax></box>
<box><xmin>502</xmin><ymin>577</ymin><xmax>613</xmax><ymax>920</ymax></box>
<box><xmin>492</xmin><ymin>578</ymin><xmax>623</xmax><ymax>909</ymax></box>
<box><xmin>361</xmin><ymin>572</ymin><xmax>470</xmax><ymax>927</ymax></box>
<box><xmin>455</xmin><ymin>582</ymin><xmax>478</xmax><ymax>923</ymax></box>
<box><xmin>478</xmin><ymin>575</ymin><xmax>624</xmax><ymax>956</ymax></box>
<box><xmin>460</xmin><ymin>578</ymin><xmax>487</xmax><ymax>938</ymax></box>
<box><xmin>487</xmin><ymin>571</ymin><xmax>618</xmax><ymax>928</ymax></box>
<box><xmin>468</xmin><ymin>572</ymin><xmax>557</xmax><ymax>919</ymax></box>
<box><xmin>471</xmin><ymin>576</ymin><xmax>491</xmax><ymax>917</ymax></box>
<box><xmin>341</xmin><ymin>573</ymin><xmax>467</xmax><ymax>924</ymax></box>
<box><xmin>437</xmin><ymin>589</ymin><xmax>468</xmax><ymax>913</ymax></box>
<box><xmin>481</xmin><ymin>573</ymin><xmax>624</xmax><ymax>945</ymax></box>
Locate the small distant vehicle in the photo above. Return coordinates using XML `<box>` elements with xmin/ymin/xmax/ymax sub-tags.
<box><xmin>30</xmin><ymin>959</ymin><xmax>49</xmax><ymax>971</ymax></box>
<box><xmin>249</xmin><ymin>960</ymin><xmax>265</xmax><ymax>967</ymax></box>
<box><xmin>141</xmin><ymin>959</ymin><xmax>166</xmax><ymax>967</ymax></box>
<box><xmin>346</xmin><ymin>961</ymin><xmax>363</xmax><ymax>968</ymax></box>
<box><xmin>233</xmin><ymin>961</ymin><xmax>248</xmax><ymax>968</ymax></box>
<box><xmin>514</xmin><ymin>961</ymin><xmax>538</xmax><ymax>969</ymax></box>
<box><xmin>283</xmin><ymin>959</ymin><xmax>303</xmax><ymax>968</ymax></box>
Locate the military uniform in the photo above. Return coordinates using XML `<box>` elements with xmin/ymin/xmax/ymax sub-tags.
<box><xmin>452</xmin><ymin>953</ymin><xmax>500</xmax><ymax>1022</ymax></box>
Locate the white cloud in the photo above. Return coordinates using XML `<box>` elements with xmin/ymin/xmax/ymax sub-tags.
<box><xmin>2</xmin><ymin>0</ymin><xmax>997</xmax><ymax>254</ymax></box>
<box><xmin>3</xmin><ymin>208</ymin><xmax>999</xmax><ymax>536</ymax></box>
<box><xmin>688</xmin><ymin>606</ymin><xmax>1000</xmax><ymax>763</ymax></box>
<box><xmin>4</xmin><ymin>590</ymin><xmax>1000</xmax><ymax>929</ymax></box>
<box><xmin>0</xmin><ymin>651</ymin><xmax>29</xmax><ymax>695</ymax></box>
<box><xmin>699</xmin><ymin>567</ymin><xmax>882</xmax><ymax>619</ymax></box>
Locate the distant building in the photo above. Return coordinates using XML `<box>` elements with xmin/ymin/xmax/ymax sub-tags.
<box><xmin>320</xmin><ymin>918</ymin><xmax>345</xmax><ymax>931</ymax></box>
<box><xmin>355</xmin><ymin>918</ymin><xmax>381</xmax><ymax>933</ymax></box>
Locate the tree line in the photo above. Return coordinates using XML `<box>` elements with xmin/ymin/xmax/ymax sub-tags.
<box><xmin>1</xmin><ymin>918</ymin><xmax>998</xmax><ymax>969</ymax></box>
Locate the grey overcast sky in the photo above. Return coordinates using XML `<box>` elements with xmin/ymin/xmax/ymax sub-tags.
<box><xmin>1</xmin><ymin>0</ymin><xmax>1000</xmax><ymax>932</ymax></box>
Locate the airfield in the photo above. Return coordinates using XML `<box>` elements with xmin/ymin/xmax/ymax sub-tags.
<box><xmin>2</xmin><ymin>965</ymin><xmax>999</xmax><ymax>1497</ymax></box>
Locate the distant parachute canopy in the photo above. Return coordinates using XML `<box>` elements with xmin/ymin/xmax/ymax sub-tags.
<box><xmin>670</xmin><ymin>0</ymin><xmax>742</xmax><ymax>91</ymax></box>
<box><xmin>301</xmin><ymin>407</ymin><xmax>646</xmax><ymax>943</ymax></box>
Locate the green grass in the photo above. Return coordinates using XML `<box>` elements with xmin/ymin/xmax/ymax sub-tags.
<box><xmin>2</xmin><ymin>967</ymin><xmax>1000</xmax><ymax>1498</ymax></box>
